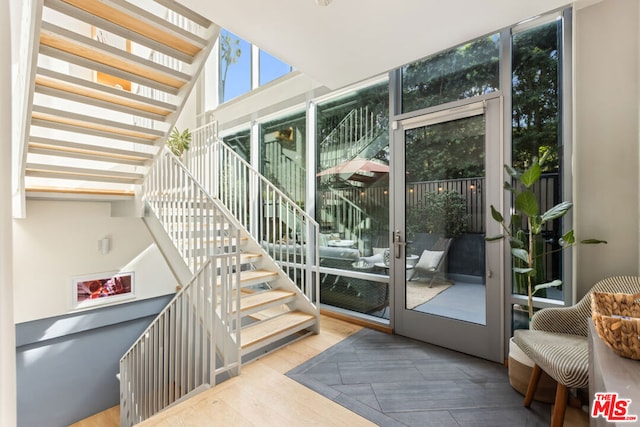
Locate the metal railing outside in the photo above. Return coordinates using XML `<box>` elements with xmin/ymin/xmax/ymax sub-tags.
<box><xmin>120</xmin><ymin>148</ymin><xmax>242</xmax><ymax>427</ymax></box>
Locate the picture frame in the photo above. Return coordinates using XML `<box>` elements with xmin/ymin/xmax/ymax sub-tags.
<box><xmin>72</xmin><ymin>271</ymin><xmax>135</xmax><ymax>309</ymax></box>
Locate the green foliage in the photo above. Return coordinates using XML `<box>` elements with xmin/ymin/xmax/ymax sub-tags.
<box><xmin>512</xmin><ymin>21</ymin><xmax>561</xmax><ymax>173</ymax></box>
<box><xmin>408</xmin><ymin>190</ymin><xmax>469</xmax><ymax>239</ymax></box>
<box><xmin>166</xmin><ymin>127</ymin><xmax>191</xmax><ymax>158</ymax></box>
<box><xmin>487</xmin><ymin>154</ymin><xmax>606</xmax><ymax>320</ymax></box>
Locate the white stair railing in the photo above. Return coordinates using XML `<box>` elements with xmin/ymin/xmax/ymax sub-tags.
<box><xmin>184</xmin><ymin>122</ymin><xmax>320</xmax><ymax>306</ymax></box>
<box><xmin>120</xmin><ymin>148</ymin><xmax>242</xmax><ymax>427</ymax></box>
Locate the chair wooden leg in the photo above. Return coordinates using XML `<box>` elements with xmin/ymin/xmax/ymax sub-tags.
<box><xmin>524</xmin><ymin>363</ymin><xmax>542</xmax><ymax>408</ymax></box>
<box><xmin>551</xmin><ymin>383</ymin><xmax>568</xmax><ymax>427</ymax></box>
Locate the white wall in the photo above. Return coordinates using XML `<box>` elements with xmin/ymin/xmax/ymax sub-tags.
<box><xmin>574</xmin><ymin>0</ymin><xmax>640</xmax><ymax>297</ymax></box>
<box><xmin>13</xmin><ymin>200</ymin><xmax>177</xmax><ymax>323</ymax></box>
<box><xmin>2</xmin><ymin>1</ymin><xmax>16</xmax><ymax>425</ymax></box>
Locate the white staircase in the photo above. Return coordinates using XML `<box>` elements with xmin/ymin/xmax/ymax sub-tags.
<box><xmin>120</xmin><ymin>147</ymin><xmax>319</xmax><ymax>426</ymax></box>
<box><xmin>14</xmin><ymin>1</ymin><xmax>321</xmax><ymax>425</ymax></box>
<box><xmin>17</xmin><ymin>0</ymin><xmax>217</xmax><ymax>204</ymax></box>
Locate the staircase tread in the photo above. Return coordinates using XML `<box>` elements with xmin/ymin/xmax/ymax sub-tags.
<box><xmin>39</xmin><ymin>22</ymin><xmax>190</xmax><ymax>88</ymax></box>
<box><xmin>57</xmin><ymin>0</ymin><xmax>207</xmax><ymax>56</ymax></box>
<box><xmin>35</xmin><ymin>67</ymin><xmax>177</xmax><ymax>112</ymax></box>
<box><xmin>25</xmin><ymin>186</ymin><xmax>135</xmax><ymax>197</ymax></box>
<box><xmin>32</xmin><ymin>105</ymin><xmax>164</xmax><ymax>138</ymax></box>
<box><xmin>240</xmin><ymin>289</ymin><xmax>295</xmax><ymax>312</ymax></box>
<box><xmin>216</xmin><ymin>252</ymin><xmax>261</xmax><ymax>266</ymax></box>
<box><xmin>241</xmin><ymin>311</ymin><xmax>315</xmax><ymax>349</ymax></box>
<box><xmin>35</xmin><ymin>74</ymin><xmax>173</xmax><ymax>118</ymax></box>
<box><xmin>239</xmin><ymin>269</ymin><xmax>278</xmax><ymax>283</ymax></box>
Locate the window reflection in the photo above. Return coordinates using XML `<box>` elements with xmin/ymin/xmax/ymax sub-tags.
<box><xmin>401</xmin><ymin>34</ymin><xmax>500</xmax><ymax>112</ymax></box>
<box><xmin>222</xmin><ymin>128</ymin><xmax>251</xmax><ymax>162</ymax></box>
<box><xmin>316</xmin><ymin>81</ymin><xmax>390</xmax><ymax>317</ymax></box>
<box><xmin>260</xmin><ymin>112</ymin><xmax>307</xmax><ymax>205</ymax></box>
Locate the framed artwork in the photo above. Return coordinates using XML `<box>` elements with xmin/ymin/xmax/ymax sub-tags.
<box><xmin>72</xmin><ymin>271</ymin><xmax>135</xmax><ymax>309</ymax></box>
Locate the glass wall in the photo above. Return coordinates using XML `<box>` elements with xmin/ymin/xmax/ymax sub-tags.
<box><xmin>315</xmin><ymin>80</ymin><xmax>390</xmax><ymax>317</ymax></box>
<box><xmin>208</xmin><ymin>12</ymin><xmax>569</xmax><ymax>326</ymax></box>
<box><xmin>511</xmin><ymin>19</ymin><xmax>563</xmax><ymax>307</ymax></box>
<box><xmin>260</xmin><ymin>111</ymin><xmax>307</xmax><ymax>206</ymax></box>
<box><xmin>401</xmin><ymin>34</ymin><xmax>500</xmax><ymax>113</ymax></box>
<box><xmin>221</xmin><ymin>128</ymin><xmax>251</xmax><ymax>162</ymax></box>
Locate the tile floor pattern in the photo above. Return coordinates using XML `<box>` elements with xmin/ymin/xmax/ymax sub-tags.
<box><xmin>287</xmin><ymin>327</ymin><xmax>552</xmax><ymax>427</ymax></box>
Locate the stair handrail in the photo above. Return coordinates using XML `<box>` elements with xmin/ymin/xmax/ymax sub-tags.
<box><xmin>120</xmin><ymin>147</ymin><xmax>242</xmax><ymax>427</ymax></box>
<box><xmin>183</xmin><ymin>121</ymin><xmax>320</xmax><ymax>306</ymax></box>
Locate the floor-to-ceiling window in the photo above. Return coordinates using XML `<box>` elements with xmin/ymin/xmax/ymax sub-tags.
<box><xmin>259</xmin><ymin>111</ymin><xmax>307</xmax><ymax>207</ymax></box>
<box><xmin>510</xmin><ymin>16</ymin><xmax>564</xmax><ymax>330</ymax></box>
<box><xmin>221</xmin><ymin>128</ymin><xmax>251</xmax><ymax>162</ymax></box>
<box><xmin>315</xmin><ymin>80</ymin><xmax>390</xmax><ymax>318</ymax></box>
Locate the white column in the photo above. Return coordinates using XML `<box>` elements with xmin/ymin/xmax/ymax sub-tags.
<box><xmin>1</xmin><ymin>0</ymin><xmax>16</xmax><ymax>424</ymax></box>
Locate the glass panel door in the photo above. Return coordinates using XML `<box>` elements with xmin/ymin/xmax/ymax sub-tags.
<box><xmin>392</xmin><ymin>98</ymin><xmax>503</xmax><ymax>362</ymax></box>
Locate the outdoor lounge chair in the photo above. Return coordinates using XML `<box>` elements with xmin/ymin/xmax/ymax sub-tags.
<box><xmin>410</xmin><ymin>237</ymin><xmax>452</xmax><ymax>287</ymax></box>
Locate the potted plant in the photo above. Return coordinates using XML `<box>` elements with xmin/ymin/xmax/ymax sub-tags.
<box><xmin>166</xmin><ymin>127</ymin><xmax>191</xmax><ymax>158</ymax></box>
<box><xmin>486</xmin><ymin>152</ymin><xmax>606</xmax><ymax>400</ymax></box>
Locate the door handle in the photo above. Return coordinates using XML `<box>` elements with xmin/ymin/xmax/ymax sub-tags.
<box><xmin>394</xmin><ymin>229</ymin><xmax>406</xmax><ymax>258</ymax></box>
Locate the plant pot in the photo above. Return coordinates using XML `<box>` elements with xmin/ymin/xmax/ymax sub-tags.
<box><xmin>508</xmin><ymin>337</ymin><xmax>556</xmax><ymax>403</ymax></box>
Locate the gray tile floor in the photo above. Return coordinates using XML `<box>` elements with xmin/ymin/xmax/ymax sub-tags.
<box><xmin>287</xmin><ymin>328</ymin><xmax>551</xmax><ymax>427</ymax></box>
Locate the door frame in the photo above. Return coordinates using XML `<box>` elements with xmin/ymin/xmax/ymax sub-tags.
<box><xmin>389</xmin><ymin>95</ymin><xmax>505</xmax><ymax>362</ymax></box>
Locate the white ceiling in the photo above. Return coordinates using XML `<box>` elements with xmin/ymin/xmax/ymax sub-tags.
<box><xmin>181</xmin><ymin>0</ymin><xmax>577</xmax><ymax>90</ymax></box>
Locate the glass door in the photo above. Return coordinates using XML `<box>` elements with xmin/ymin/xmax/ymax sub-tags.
<box><xmin>392</xmin><ymin>98</ymin><xmax>503</xmax><ymax>362</ymax></box>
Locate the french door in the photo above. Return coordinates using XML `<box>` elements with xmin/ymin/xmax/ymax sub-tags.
<box><xmin>391</xmin><ymin>98</ymin><xmax>504</xmax><ymax>362</ymax></box>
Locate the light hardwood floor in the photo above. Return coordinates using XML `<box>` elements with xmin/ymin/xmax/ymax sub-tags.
<box><xmin>71</xmin><ymin>314</ymin><xmax>588</xmax><ymax>426</ymax></box>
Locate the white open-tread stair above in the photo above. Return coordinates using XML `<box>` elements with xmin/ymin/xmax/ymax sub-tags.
<box><xmin>21</xmin><ymin>0</ymin><xmax>219</xmax><ymax>200</ymax></box>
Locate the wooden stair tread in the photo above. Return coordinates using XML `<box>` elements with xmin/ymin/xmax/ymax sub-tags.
<box><xmin>240</xmin><ymin>289</ymin><xmax>295</xmax><ymax>312</ymax></box>
<box><xmin>39</xmin><ymin>25</ymin><xmax>187</xmax><ymax>89</ymax></box>
<box><xmin>241</xmin><ymin>311</ymin><xmax>315</xmax><ymax>349</ymax></box>
<box><xmin>239</xmin><ymin>269</ymin><xmax>278</xmax><ymax>284</ymax></box>
<box><xmin>35</xmin><ymin>74</ymin><xmax>173</xmax><ymax>117</ymax></box>
<box><xmin>215</xmin><ymin>252</ymin><xmax>261</xmax><ymax>267</ymax></box>
<box><xmin>25</xmin><ymin>186</ymin><xmax>135</xmax><ymax>197</ymax></box>
<box><xmin>31</xmin><ymin>112</ymin><xmax>157</xmax><ymax>141</ymax></box>
<box><xmin>59</xmin><ymin>0</ymin><xmax>206</xmax><ymax>56</ymax></box>
<box><xmin>215</xmin><ymin>269</ymin><xmax>277</xmax><ymax>288</ymax></box>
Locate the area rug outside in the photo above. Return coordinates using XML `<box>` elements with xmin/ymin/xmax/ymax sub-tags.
<box><xmin>405</xmin><ymin>280</ymin><xmax>451</xmax><ymax>309</ymax></box>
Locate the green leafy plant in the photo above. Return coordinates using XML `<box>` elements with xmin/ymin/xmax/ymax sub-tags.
<box><xmin>166</xmin><ymin>127</ymin><xmax>191</xmax><ymax>158</ymax></box>
<box><xmin>423</xmin><ymin>190</ymin><xmax>469</xmax><ymax>238</ymax></box>
<box><xmin>405</xmin><ymin>190</ymin><xmax>469</xmax><ymax>248</ymax></box>
<box><xmin>486</xmin><ymin>152</ymin><xmax>606</xmax><ymax>320</ymax></box>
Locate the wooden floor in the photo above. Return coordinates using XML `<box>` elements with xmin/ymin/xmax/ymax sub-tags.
<box><xmin>71</xmin><ymin>314</ymin><xmax>589</xmax><ymax>426</ymax></box>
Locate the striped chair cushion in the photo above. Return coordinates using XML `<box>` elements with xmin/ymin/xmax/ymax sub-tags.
<box><xmin>513</xmin><ymin>330</ymin><xmax>588</xmax><ymax>388</ymax></box>
<box><xmin>513</xmin><ymin>276</ymin><xmax>640</xmax><ymax>390</ymax></box>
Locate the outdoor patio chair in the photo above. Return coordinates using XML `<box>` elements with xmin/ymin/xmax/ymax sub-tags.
<box><xmin>410</xmin><ymin>237</ymin><xmax>452</xmax><ymax>287</ymax></box>
<box><xmin>513</xmin><ymin>275</ymin><xmax>640</xmax><ymax>427</ymax></box>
